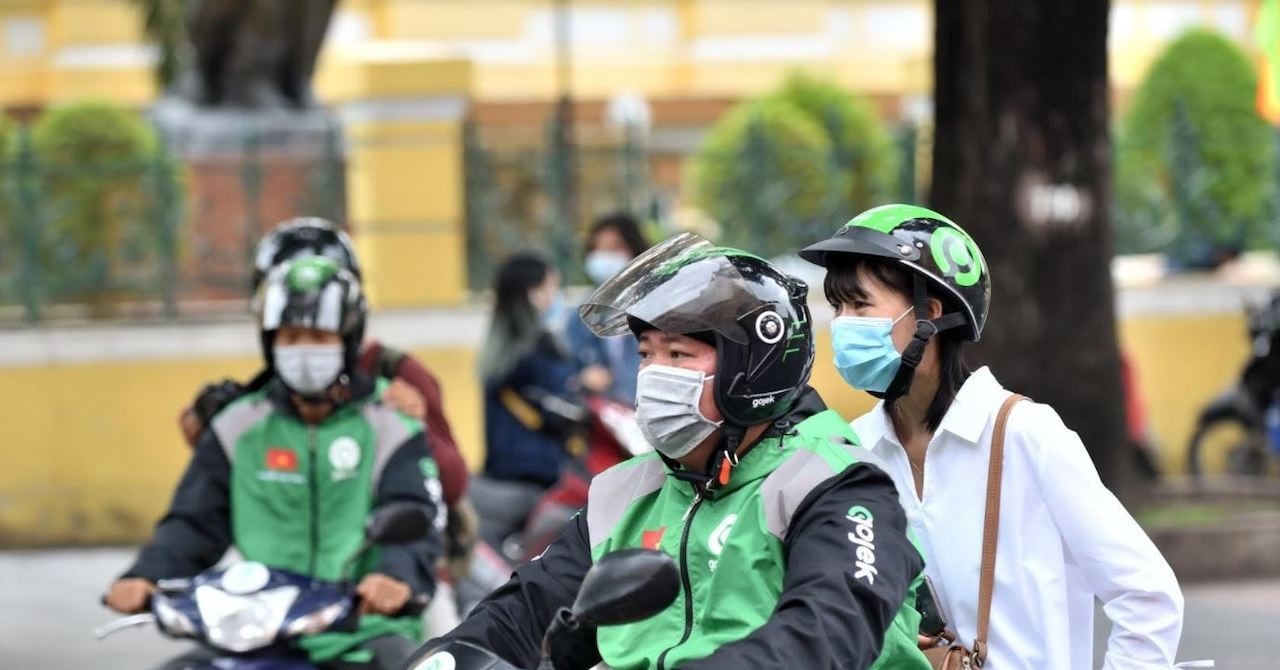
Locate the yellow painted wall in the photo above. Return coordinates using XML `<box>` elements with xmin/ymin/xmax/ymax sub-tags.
<box><xmin>0</xmin><ymin>0</ymin><xmax>1252</xmax><ymax>109</ymax></box>
<box><xmin>344</xmin><ymin>117</ymin><xmax>467</xmax><ymax>308</ymax></box>
<box><xmin>0</xmin><ymin>346</ymin><xmax>482</xmax><ymax>548</ymax></box>
<box><xmin>47</xmin><ymin>0</ymin><xmax>140</xmax><ymax>45</ymax></box>
<box><xmin>0</xmin><ymin>310</ymin><xmax>1241</xmax><ymax>546</ymax></box>
<box><xmin>1120</xmin><ymin>313</ymin><xmax>1252</xmax><ymax>474</ymax></box>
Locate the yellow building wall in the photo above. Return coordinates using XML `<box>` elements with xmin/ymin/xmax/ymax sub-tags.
<box><xmin>0</xmin><ymin>0</ymin><xmax>1251</xmax><ymax>109</ymax></box>
<box><xmin>0</xmin><ymin>310</ymin><xmax>1246</xmax><ymax>547</ymax></box>
<box><xmin>46</xmin><ymin>0</ymin><xmax>142</xmax><ymax>45</ymax></box>
<box><xmin>0</xmin><ymin>346</ymin><xmax>483</xmax><ymax>548</ymax></box>
<box><xmin>1119</xmin><ymin>313</ymin><xmax>1252</xmax><ymax>473</ymax></box>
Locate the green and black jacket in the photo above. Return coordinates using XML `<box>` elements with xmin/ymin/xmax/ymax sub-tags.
<box><xmin>125</xmin><ymin>373</ymin><xmax>444</xmax><ymax>662</ymax></box>
<box><xmin>424</xmin><ymin>388</ymin><xmax>930</xmax><ymax>670</ymax></box>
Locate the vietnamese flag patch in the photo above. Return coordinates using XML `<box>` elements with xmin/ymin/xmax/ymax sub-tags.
<box><xmin>266</xmin><ymin>447</ymin><xmax>298</xmax><ymax>472</ymax></box>
<box><xmin>642</xmin><ymin>526</ymin><xmax>666</xmax><ymax>550</ymax></box>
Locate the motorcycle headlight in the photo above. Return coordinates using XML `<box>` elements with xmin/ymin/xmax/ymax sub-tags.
<box><xmin>285</xmin><ymin>601</ymin><xmax>348</xmax><ymax>637</ymax></box>
<box><xmin>196</xmin><ymin>585</ymin><xmax>299</xmax><ymax>653</ymax></box>
<box><xmin>154</xmin><ymin>597</ymin><xmax>197</xmax><ymax>638</ymax></box>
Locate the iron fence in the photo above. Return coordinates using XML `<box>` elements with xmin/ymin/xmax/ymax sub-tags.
<box><xmin>5</xmin><ymin>108</ymin><xmax>1275</xmax><ymax>325</ymax></box>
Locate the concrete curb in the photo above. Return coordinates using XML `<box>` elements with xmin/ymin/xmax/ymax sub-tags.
<box><xmin>1148</xmin><ymin>478</ymin><xmax>1280</xmax><ymax>583</ymax></box>
<box><xmin>1150</xmin><ymin>513</ymin><xmax>1280</xmax><ymax>583</ymax></box>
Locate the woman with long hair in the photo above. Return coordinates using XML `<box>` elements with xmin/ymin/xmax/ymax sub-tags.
<box><xmin>474</xmin><ymin>253</ymin><xmax>603</xmax><ymax>550</ymax></box>
<box><xmin>799</xmin><ymin>204</ymin><xmax>1184</xmax><ymax>670</ymax></box>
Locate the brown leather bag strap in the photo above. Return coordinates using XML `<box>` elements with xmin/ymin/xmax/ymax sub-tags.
<box><xmin>972</xmin><ymin>393</ymin><xmax>1025</xmax><ymax>667</ymax></box>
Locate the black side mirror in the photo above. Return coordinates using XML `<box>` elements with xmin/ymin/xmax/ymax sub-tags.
<box><xmin>365</xmin><ymin>502</ymin><xmax>431</xmax><ymax>546</ymax></box>
<box><xmin>571</xmin><ymin>548</ymin><xmax>679</xmax><ymax>626</ymax></box>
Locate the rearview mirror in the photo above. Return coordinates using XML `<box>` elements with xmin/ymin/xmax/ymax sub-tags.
<box><xmin>572</xmin><ymin>548</ymin><xmax>679</xmax><ymax>626</ymax></box>
<box><xmin>365</xmin><ymin>502</ymin><xmax>431</xmax><ymax>546</ymax></box>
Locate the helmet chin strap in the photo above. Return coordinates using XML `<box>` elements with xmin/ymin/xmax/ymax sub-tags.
<box><xmin>667</xmin><ymin>422</ymin><xmax>748</xmax><ymax>493</ymax></box>
<box><xmin>873</xmin><ymin>276</ymin><xmax>967</xmax><ymax>402</ymax></box>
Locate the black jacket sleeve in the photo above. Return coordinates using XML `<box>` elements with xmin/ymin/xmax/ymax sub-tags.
<box><xmin>682</xmin><ymin>462</ymin><xmax>923</xmax><ymax>670</ymax></box>
<box><xmin>407</xmin><ymin>509</ymin><xmax>598</xmax><ymax>670</ymax></box>
<box><xmin>373</xmin><ymin>431</ymin><xmax>446</xmax><ymax>610</ymax></box>
<box><xmin>123</xmin><ymin>430</ymin><xmax>233</xmax><ymax>581</ymax></box>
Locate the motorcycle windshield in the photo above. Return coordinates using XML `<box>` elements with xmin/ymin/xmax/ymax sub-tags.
<box><xmin>578</xmin><ymin>232</ymin><xmax>773</xmax><ymax>345</ymax></box>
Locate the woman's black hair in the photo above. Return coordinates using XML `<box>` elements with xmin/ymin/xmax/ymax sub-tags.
<box><xmin>585</xmin><ymin>212</ymin><xmax>651</xmax><ymax>259</ymax></box>
<box><xmin>480</xmin><ymin>252</ymin><xmax>555</xmax><ymax>380</ymax></box>
<box><xmin>824</xmin><ymin>256</ymin><xmax>971</xmax><ymax>432</ymax></box>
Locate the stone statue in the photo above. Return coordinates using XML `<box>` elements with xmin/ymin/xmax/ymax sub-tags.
<box><xmin>177</xmin><ymin>0</ymin><xmax>336</xmax><ymax>109</ymax></box>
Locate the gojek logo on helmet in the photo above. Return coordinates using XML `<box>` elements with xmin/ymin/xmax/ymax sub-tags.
<box><xmin>846</xmin><ymin>505</ymin><xmax>878</xmax><ymax>585</ymax></box>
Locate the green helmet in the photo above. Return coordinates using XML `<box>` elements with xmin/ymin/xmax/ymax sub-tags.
<box><xmin>255</xmin><ymin>256</ymin><xmax>368</xmax><ymax>374</ymax></box>
<box><xmin>798</xmin><ymin>203</ymin><xmax>991</xmax><ymax>341</ymax></box>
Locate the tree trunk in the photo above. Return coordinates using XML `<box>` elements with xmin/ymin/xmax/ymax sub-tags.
<box><xmin>931</xmin><ymin>1</ymin><xmax>1132</xmax><ymax>492</ymax></box>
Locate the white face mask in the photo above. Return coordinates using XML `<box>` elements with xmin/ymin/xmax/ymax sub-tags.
<box><xmin>274</xmin><ymin>344</ymin><xmax>344</xmax><ymax>396</ymax></box>
<box><xmin>634</xmin><ymin>364</ymin><xmax>723</xmax><ymax>460</ymax></box>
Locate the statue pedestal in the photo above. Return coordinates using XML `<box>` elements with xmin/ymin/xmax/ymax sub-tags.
<box><xmin>151</xmin><ymin>99</ymin><xmax>347</xmax><ymax>302</ymax></box>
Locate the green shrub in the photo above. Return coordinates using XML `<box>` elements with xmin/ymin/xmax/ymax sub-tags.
<box><xmin>689</xmin><ymin>74</ymin><xmax>899</xmax><ymax>256</ymax></box>
<box><xmin>1116</xmin><ymin>28</ymin><xmax>1274</xmax><ymax>257</ymax></box>
<box><xmin>765</xmin><ymin>73</ymin><xmax>898</xmax><ymax>214</ymax></box>
<box><xmin>31</xmin><ymin>101</ymin><xmax>171</xmax><ymax>310</ymax></box>
<box><xmin>688</xmin><ymin>97</ymin><xmax>842</xmax><ymax>256</ymax></box>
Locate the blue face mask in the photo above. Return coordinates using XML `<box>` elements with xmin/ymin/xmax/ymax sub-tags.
<box><xmin>584</xmin><ymin>251</ymin><xmax>631</xmax><ymax>285</ymax></box>
<box><xmin>541</xmin><ymin>291</ymin><xmax>566</xmax><ymax>330</ymax></box>
<box><xmin>831</xmin><ymin>307</ymin><xmax>913</xmax><ymax>393</ymax></box>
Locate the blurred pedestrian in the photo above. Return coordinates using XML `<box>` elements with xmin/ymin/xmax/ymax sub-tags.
<box><xmin>473</xmin><ymin>252</ymin><xmax>605</xmax><ymax>548</ymax></box>
<box><xmin>565</xmin><ymin>212</ymin><xmax>650</xmax><ymax>404</ymax></box>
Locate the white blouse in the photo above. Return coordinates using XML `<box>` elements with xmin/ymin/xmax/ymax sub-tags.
<box><xmin>851</xmin><ymin>367</ymin><xmax>1184</xmax><ymax>670</ymax></box>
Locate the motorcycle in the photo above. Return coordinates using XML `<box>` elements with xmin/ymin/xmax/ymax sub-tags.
<box><xmin>95</xmin><ymin>503</ymin><xmax>433</xmax><ymax>669</ymax></box>
<box><xmin>402</xmin><ymin>548</ymin><xmax>679</xmax><ymax>670</ymax></box>
<box><xmin>473</xmin><ymin>394</ymin><xmax>650</xmax><ymax>565</ymax></box>
<box><xmin>1187</xmin><ymin>289</ymin><xmax>1280</xmax><ymax>478</ymax></box>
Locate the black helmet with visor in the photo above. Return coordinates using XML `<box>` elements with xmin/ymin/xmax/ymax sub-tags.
<box><xmin>580</xmin><ymin>232</ymin><xmax>814</xmax><ymax>430</ymax></box>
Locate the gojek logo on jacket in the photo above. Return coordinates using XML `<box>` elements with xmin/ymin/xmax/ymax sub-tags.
<box><xmin>707</xmin><ymin>514</ymin><xmax>738</xmax><ymax>573</ymax></box>
<box><xmin>847</xmin><ymin>505</ymin><xmax>878</xmax><ymax>585</ymax></box>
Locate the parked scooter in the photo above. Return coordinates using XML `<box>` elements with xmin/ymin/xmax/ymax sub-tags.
<box><xmin>1187</xmin><ymin>289</ymin><xmax>1280</xmax><ymax>478</ymax></box>
<box><xmin>94</xmin><ymin>503</ymin><xmax>432</xmax><ymax>669</ymax></box>
<box><xmin>403</xmin><ymin>548</ymin><xmax>679</xmax><ymax>670</ymax></box>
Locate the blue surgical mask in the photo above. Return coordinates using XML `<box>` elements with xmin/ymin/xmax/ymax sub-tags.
<box><xmin>541</xmin><ymin>292</ymin><xmax>566</xmax><ymax>330</ymax></box>
<box><xmin>830</xmin><ymin>307</ymin><xmax>913</xmax><ymax>392</ymax></box>
<box><xmin>584</xmin><ymin>251</ymin><xmax>631</xmax><ymax>285</ymax></box>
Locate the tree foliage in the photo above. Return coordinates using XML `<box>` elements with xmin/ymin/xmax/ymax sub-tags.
<box><xmin>688</xmin><ymin>97</ymin><xmax>840</xmax><ymax>256</ymax></box>
<box><xmin>1116</xmin><ymin>28</ymin><xmax>1273</xmax><ymax>257</ymax></box>
<box><xmin>765</xmin><ymin>73</ymin><xmax>898</xmax><ymax>214</ymax></box>
<box><xmin>30</xmin><ymin>101</ymin><xmax>175</xmax><ymax>306</ymax></box>
<box><xmin>689</xmin><ymin>74</ymin><xmax>896</xmax><ymax>256</ymax></box>
<box><xmin>133</xmin><ymin>0</ymin><xmax>186</xmax><ymax>88</ymax></box>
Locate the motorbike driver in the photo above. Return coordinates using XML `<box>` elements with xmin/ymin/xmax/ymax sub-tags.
<box><xmin>105</xmin><ymin>257</ymin><xmax>445</xmax><ymax>670</ymax></box>
<box><xmin>406</xmin><ymin>233</ymin><xmax>930</xmax><ymax>669</ymax></box>
<box><xmin>177</xmin><ymin>217</ymin><xmax>475</xmax><ymax>581</ymax></box>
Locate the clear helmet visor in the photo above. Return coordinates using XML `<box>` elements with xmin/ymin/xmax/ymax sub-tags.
<box><xmin>579</xmin><ymin>232</ymin><xmax>795</xmax><ymax>345</ymax></box>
